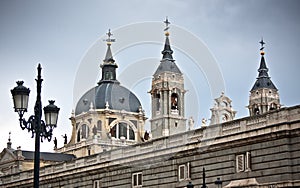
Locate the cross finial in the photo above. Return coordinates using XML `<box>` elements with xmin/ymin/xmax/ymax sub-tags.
<box><xmin>105</xmin><ymin>29</ymin><xmax>116</xmax><ymax>44</ymax></box>
<box><xmin>259</xmin><ymin>38</ymin><xmax>266</xmax><ymax>55</ymax></box>
<box><xmin>259</xmin><ymin>38</ymin><xmax>265</xmax><ymax>51</ymax></box>
<box><xmin>8</xmin><ymin>131</ymin><xmax>11</xmax><ymax>142</ymax></box>
<box><xmin>164</xmin><ymin>16</ymin><xmax>171</xmax><ymax>32</ymax></box>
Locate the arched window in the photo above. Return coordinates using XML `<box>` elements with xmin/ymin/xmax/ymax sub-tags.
<box><xmin>77</xmin><ymin>130</ymin><xmax>81</xmax><ymax>142</ymax></box>
<box><xmin>253</xmin><ymin>105</ymin><xmax>260</xmax><ymax>115</ymax></box>
<box><xmin>119</xmin><ymin>122</ymin><xmax>127</xmax><ymax>139</ymax></box>
<box><xmin>97</xmin><ymin>120</ymin><xmax>102</xmax><ymax>131</ymax></box>
<box><xmin>81</xmin><ymin>124</ymin><xmax>89</xmax><ymax>139</ymax></box>
<box><xmin>171</xmin><ymin>93</ymin><xmax>178</xmax><ymax>110</ymax></box>
<box><xmin>111</xmin><ymin>122</ymin><xmax>135</xmax><ymax>141</ymax></box>
<box><xmin>269</xmin><ymin>103</ymin><xmax>277</xmax><ymax>111</ymax></box>
<box><xmin>129</xmin><ymin>128</ymin><xmax>135</xmax><ymax>140</ymax></box>
<box><xmin>155</xmin><ymin>93</ymin><xmax>161</xmax><ymax>111</ymax></box>
<box><xmin>105</xmin><ymin>71</ymin><xmax>113</xmax><ymax>80</ymax></box>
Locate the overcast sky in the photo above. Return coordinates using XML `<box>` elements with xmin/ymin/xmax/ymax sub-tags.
<box><xmin>0</xmin><ymin>0</ymin><xmax>299</xmax><ymax>152</ymax></box>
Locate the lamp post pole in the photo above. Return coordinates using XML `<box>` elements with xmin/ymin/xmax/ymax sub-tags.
<box><xmin>11</xmin><ymin>64</ymin><xmax>60</xmax><ymax>188</ymax></box>
<box><xmin>202</xmin><ymin>167</ymin><xmax>207</xmax><ymax>188</ymax></box>
<box><xmin>33</xmin><ymin>64</ymin><xmax>42</xmax><ymax>188</ymax></box>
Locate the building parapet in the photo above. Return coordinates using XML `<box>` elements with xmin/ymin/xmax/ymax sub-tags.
<box><xmin>1</xmin><ymin>105</ymin><xmax>300</xmax><ymax>185</ymax></box>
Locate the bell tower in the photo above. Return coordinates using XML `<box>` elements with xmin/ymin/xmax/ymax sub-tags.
<box><xmin>248</xmin><ymin>39</ymin><xmax>280</xmax><ymax>116</ymax></box>
<box><xmin>149</xmin><ymin>18</ymin><xmax>186</xmax><ymax>138</ymax></box>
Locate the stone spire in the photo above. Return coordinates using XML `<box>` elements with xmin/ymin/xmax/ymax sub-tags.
<box><xmin>103</xmin><ymin>29</ymin><xmax>115</xmax><ymax>63</ymax></box>
<box><xmin>251</xmin><ymin>39</ymin><xmax>277</xmax><ymax>91</ymax></box>
<box><xmin>161</xmin><ymin>17</ymin><xmax>174</xmax><ymax>61</ymax></box>
<box><xmin>98</xmin><ymin>29</ymin><xmax>119</xmax><ymax>84</ymax></box>
<box><xmin>162</xmin><ymin>35</ymin><xmax>174</xmax><ymax>60</ymax></box>
<box><xmin>248</xmin><ymin>39</ymin><xmax>280</xmax><ymax>116</ymax></box>
<box><xmin>154</xmin><ymin>17</ymin><xmax>182</xmax><ymax>76</ymax></box>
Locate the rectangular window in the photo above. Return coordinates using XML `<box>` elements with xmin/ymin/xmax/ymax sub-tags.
<box><xmin>132</xmin><ymin>172</ymin><xmax>142</xmax><ymax>187</ymax></box>
<box><xmin>236</xmin><ymin>152</ymin><xmax>251</xmax><ymax>173</ymax></box>
<box><xmin>93</xmin><ymin>180</ymin><xmax>101</xmax><ymax>188</ymax></box>
<box><xmin>119</xmin><ymin>123</ymin><xmax>127</xmax><ymax>139</ymax></box>
<box><xmin>245</xmin><ymin>151</ymin><xmax>251</xmax><ymax>171</ymax></box>
<box><xmin>178</xmin><ymin>162</ymin><xmax>191</xmax><ymax>181</ymax></box>
<box><xmin>178</xmin><ymin>165</ymin><xmax>185</xmax><ymax>181</ymax></box>
<box><xmin>236</xmin><ymin>154</ymin><xmax>244</xmax><ymax>172</ymax></box>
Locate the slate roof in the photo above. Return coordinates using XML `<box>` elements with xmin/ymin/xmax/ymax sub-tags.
<box><xmin>154</xmin><ymin>59</ymin><xmax>182</xmax><ymax>75</ymax></box>
<box><xmin>154</xmin><ymin>35</ymin><xmax>182</xmax><ymax>75</ymax></box>
<box><xmin>75</xmin><ymin>83</ymin><xmax>141</xmax><ymax>115</ymax></box>
<box><xmin>251</xmin><ymin>55</ymin><xmax>277</xmax><ymax>91</ymax></box>
<box><xmin>19</xmin><ymin>150</ymin><xmax>75</xmax><ymax>162</ymax></box>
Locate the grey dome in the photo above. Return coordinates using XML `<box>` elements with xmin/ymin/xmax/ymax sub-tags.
<box><xmin>75</xmin><ymin>83</ymin><xmax>141</xmax><ymax>115</ymax></box>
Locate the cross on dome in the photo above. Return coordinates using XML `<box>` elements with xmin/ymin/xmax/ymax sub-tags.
<box><xmin>164</xmin><ymin>17</ymin><xmax>171</xmax><ymax>34</ymax></box>
<box><xmin>105</xmin><ymin>29</ymin><xmax>116</xmax><ymax>44</ymax></box>
<box><xmin>259</xmin><ymin>38</ymin><xmax>266</xmax><ymax>56</ymax></box>
<box><xmin>259</xmin><ymin>38</ymin><xmax>265</xmax><ymax>51</ymax></box>
<box><xmin>8</xmin><ymin>131</ymin><xmax>11</xmax><ymax>142</ymax></box>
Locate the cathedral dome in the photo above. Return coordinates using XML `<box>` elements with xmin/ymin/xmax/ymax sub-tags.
<box><xmin>75</xmin><ymin>82</ymin><xmax>141</xmax><ymax>115</ymax></box>
<box><xmin>75</xmin><ymin>29</ymin><xmax>142</xmax><ymax>115</ymax></box>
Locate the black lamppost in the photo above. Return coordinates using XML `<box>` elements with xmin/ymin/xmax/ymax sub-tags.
<box><xmin>11</xmin><ymin>64</ymin><xmax>60</xmax><ymax>188</ymax></box>
<box><xmin>202</xmin><ymin>167</ymin><xmax>207</xmax><ymax>188</ymax></box>
<box><xmin>187</xmin><ymin>181</ymin><xmax>194</xmax><ymax>188</ymax></box>
<box><xmin>214</xmin><ymin>178</ymin><xmax>222</xmax><ymax>188</ymax></box>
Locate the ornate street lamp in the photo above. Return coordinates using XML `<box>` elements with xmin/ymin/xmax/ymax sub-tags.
<box><xmin>187</xmin><ymin>181</ymin><xmax>194</xmax><ymax>188</ymax></box>
<box><xmin>215</xmin><ymin>177</ymin><xmax>222</xmax><ymax>188</ymax></box>
<box><xmin>11</xmin><ymin>64</ymin><xmax>60</xmax><ymax>188</ymax></box>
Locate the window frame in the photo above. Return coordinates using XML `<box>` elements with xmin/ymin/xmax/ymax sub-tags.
<box><xmin>178</xmin><ymin>164</ymin><xmax>186</xmax><ymax>181</ymax></box>
<box><xmin>93</xmin><ymin>180</ymin><xmax>101</xmax><ymax>188</ymax></box>
<box><xmin>111</xmin><ymin>122</ymin><xmax>136</xmax><ymax>141</ymax></box>
<box><xmin>132</xmin><ymin>172</ymin><xmax>143</xmax><ymax>187</ymax></box>
<box><xmin>236</xmin><ymin>154</ymin><xmax>245</xmax><ymax>172</ymax></box>
<box><xmin>236</xmin><ymin>152</ymin><xmax>251</xmax><ymax>173</ymax></box>
<box><xmin>178</xmin><ymin>162</ymin><xmax>191</xmax><ymax>181</ymax></box>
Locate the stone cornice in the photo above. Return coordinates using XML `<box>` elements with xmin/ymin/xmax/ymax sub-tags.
<box><xmin>1</xmin><ymin>105</ymin><xmax>300</xmax><ymax>186</ymax></box>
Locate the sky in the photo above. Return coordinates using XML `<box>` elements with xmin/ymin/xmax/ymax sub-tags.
<box><xmin>0</xmin><ymin>0</ymin><xmax>299</xmax><ymax>152</ymax></box>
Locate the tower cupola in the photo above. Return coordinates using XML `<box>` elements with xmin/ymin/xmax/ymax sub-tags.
<box><xmin>150</xmin><ymin>18</ymin><xmax>186</xmax><ymax>138</ymax></box>
<box><xmin>248</xmin><ymin>39</ymin><xmax>281</xmax><ymax>116</ymax></box>
<box><xmin>98</xmin><ymin>29</ymin><xmax>119</xmax><ymax>85</ymax></box>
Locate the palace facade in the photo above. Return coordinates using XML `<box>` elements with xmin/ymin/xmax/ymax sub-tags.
<box><xmin>1</xmin><ymin>20</ymin><xmax>299</xmax><ymax>188</ymax></box>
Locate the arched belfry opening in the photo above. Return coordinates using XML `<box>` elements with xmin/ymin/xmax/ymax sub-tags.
<box><xmin>171</xmin><ymin>93</ymin><xmax>178</xmax><ymax>110</ymax></box>
<box><xmin>155</xmin><ymin>91</ymin><xmax>161</xmax><ymax>112</ymax></box>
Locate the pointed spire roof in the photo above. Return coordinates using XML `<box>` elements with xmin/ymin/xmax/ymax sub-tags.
<box><xmin>103</xmin><ymin>29</ymin><xmax>116</xmax><ymax>64</ymax></box>
<box><xmin>154</xmin><ymin>17</ymin><xmax>182</xmax><ymax>75</ymax></box>
<box><xmin>98</xmin><ymin>29</ymin><xmax>119</xmax><ymax>85</ymax></box>
<box><xmin>162</xmin><ymin>33</ymin><xmax>174</xmax><ymax>60</ymax></box>
<box><xmin>103</xmin><ymin>43</ymin><xmax>115</xmax><ymax>63</ymax></box>
<box><xmin>251</xmin><ymin>39</ymin><xmax>277</xmax><ymax>91</ymax></box>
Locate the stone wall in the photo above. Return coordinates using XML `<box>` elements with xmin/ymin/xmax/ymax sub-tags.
<box><xmin>1</xmin><ymin>105</ymin><xmax>300</xmax><ymax>187</ymax></box>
